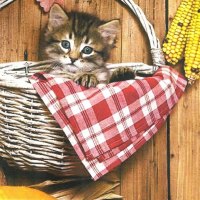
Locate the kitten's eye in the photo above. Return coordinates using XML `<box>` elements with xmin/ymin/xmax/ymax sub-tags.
<box><xmin>82</xmin><ymin>46</ymin><xmax>93</xmax><ymax>55</ymax></box>
<box><xmin>61</xmin><ymin>40</ymin><xmax>70</xmax><ymax>49</ymax></box>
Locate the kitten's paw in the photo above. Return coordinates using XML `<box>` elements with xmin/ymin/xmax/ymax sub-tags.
<box><xmin>73</xmin><ymin>74</ymin><xmax>99</xmax><ymax>88</ymax></box>
<box><xmin>109</xmin><ymin>67</ymin><xmax>135</xmax><ymax>83</ymax></box>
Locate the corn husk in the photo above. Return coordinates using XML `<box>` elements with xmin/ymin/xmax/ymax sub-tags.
<box><xmin>30</xmin><ymin>171</ymin><xmax>122</xmax><ymax>200</ymax></box>
<box><xmin>0</xmin><ymin>166</ymin><xmax>6</xmax><ymax>186</ymax></box>
<box><xmin>51</xmin><ymin>181</ymin><xmax>121</xmax><ymax>200</ymax></box>
<box><xmin>95</xmin><ymin>193</ymin><xmax>123</xmax><ymax>200</ymax></box>
<box><xmin>30</xmin><ymin>177</ymin><xmax>89</xmax><ymax>189</ymax></box>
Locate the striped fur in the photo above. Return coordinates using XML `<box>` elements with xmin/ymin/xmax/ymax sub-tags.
<box><xmin>40</xmin><ymin>4</ymin><xmax>119</xmax><ymax>87</ymax></box>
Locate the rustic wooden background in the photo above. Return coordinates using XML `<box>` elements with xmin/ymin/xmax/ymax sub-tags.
<box><xmin>0</xmin><ymin>0</ymin><xmax>199</xmax><ymax>199</ymax></box>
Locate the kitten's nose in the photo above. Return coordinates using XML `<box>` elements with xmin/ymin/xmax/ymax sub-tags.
<box><xmin>70</xmin><ymin>57</ymin><xmax>78</xmax><ymax>64</ymax></box>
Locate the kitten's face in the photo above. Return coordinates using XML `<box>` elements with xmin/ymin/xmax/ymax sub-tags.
<box><xmin>42</xmin><ymin>5</ymin><xmax>119</xmax><ymax>73</ymax></box>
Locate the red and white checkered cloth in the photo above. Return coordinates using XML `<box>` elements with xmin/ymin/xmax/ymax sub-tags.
<box><xmin>30</xmin><ymin>66</ymin><xmax>187</xmax><ymax>180</ymax></box>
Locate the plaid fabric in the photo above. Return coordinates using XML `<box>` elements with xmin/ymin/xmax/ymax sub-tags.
<box><xmin>30</xmin><ymin>66</ymin><xmax>187</xmax><ymax>180</ymax></box>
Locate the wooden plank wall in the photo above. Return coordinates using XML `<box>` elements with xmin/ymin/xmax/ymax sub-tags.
<box><xmin>0</xmin><ymin>0</ymin><xmax>199</xmax><ymax>199</ymax></box>
<box><xmin>168</xmin><ymin>1</ymin><xmax>200</xmax><ymax>200</ymax></box>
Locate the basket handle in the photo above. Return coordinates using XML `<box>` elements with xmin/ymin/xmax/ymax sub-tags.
<box><xmin>118</xmin><ymin>0</ymin><xmax>165</xmax><ymax>66</ymax></box>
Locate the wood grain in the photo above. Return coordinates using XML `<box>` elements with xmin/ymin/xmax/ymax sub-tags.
<box><xmin>0</xmin><ymin>0</ymin><xmax>199</xmax><ymax>199</ymax></box>
<box><xmin>119</xmin><ymin>0</ymin><xmax>168</xmax><ymax>199</ymax></box>
<box><xmin>168</xmin><ymin>0</ymin><xmax>200</xmax><ymax>200</ymax></box>
<box><xmin>170</xmin><ymin>84</ymin><xmax>200</xmax><ymax>200</ymax></box>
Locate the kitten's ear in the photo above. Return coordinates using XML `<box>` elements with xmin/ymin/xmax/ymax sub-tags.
<box><xmin>98</xmin><ymin>20</ymin><xmax>120</xmax><ymax>45</ymax></box>
<box><xmin>48</xmin><ymin>4</ymin><xmax>68</xmax><ymax>31</ymax></box>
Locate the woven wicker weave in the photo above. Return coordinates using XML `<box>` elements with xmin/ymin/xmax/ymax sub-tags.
<box><xmin>0</xmin><ymin>0</ymin><xmax>165</xmax><ymax>176</ymax></box>
<box><xmin>0</xmin><ymin>0</ymin><xmax>15</xmax><ymax>9</ymax></box>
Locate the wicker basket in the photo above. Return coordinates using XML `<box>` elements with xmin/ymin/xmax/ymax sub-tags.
<box><xmin>0</xmin><ymin>0</ymin><xmax>165</xmax><ymax>177</ymax></box>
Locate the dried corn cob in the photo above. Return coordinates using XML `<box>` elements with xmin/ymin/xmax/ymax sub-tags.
<box><xmin>184</xmin><ymin>0</ymin><xmax>200</xmax><ymax>84</ymax></box>
<box><xmin>162</xmin><ymin>0</ymin><xmax>194</xmax><ymax>65</ymax></box>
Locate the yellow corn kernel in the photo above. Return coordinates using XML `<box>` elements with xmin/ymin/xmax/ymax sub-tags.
<box><xmin>184</xmin><ymin>0</ymin><xmax>200</xmax><ymax>84</ymax></box>
<box><xmin>162</xmin><ymin>0</ymin><xmax>194</xmax><ymax>65</ymax></box>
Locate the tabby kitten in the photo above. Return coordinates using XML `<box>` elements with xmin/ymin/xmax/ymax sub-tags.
<box><xmin>41</xmin><ymin>4</ymin><xmax>135</xmax><ymax>87</ymax></box>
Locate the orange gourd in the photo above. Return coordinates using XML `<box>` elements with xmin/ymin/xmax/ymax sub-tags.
<box><xmin>0</xmin><ymin>186</ymin><xmax>56</xmax><ymax>200</ymax></box>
